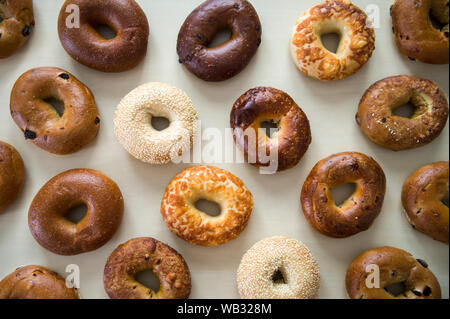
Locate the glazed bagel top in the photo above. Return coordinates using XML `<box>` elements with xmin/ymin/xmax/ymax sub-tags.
<box><xmin>402</xmin><ymin>162</ymin><xmax>449</xmax><ymax>244</ymax></box>
<box><xmin>231</xmin><ymin>87</ymin><xmax>312</xmax><ymax>172</ymax></box>
<box><xmin>10</xmin><ymin>67</ymin><xmax>100</xmax><ymax>155</ymax></box>
<box><xmin>356</xmin><ymin>75</ymin><xmax>449</xmax><ymax>151</ymax></box>
<box><xmin>301</xmin><ymin>152</ymin><xmax>386</xmax><ymax>238</ymax></box>
<box><xmin>104</xmin><ymin>237</ymin><xmax>192</xmax><ymax>299</ymax></box>
<box><xmin>0</xmin><ymin>141</ymin><xmax>25</xmax><ymax>214</ymax></box>
<box><xmin>0</xmin><ymin>0</ymin><xmax>34</xmax><ymax>59</ymax></box>
<box><xmin>391</xmin><ymin>0</ymin><xmax>449</xmax><ymax>64</ymax></box>
<box><xmin>290</xmin><ymin>0</ymin><xmax>375</xmax><ymax>81</ymax></box>
<box><xmin>161</xmin><ymin>166</ymin><xmax>254</xmax><ymax>247</ymax></box>
<box><xmin>28</xmin><ymin>169</ymin><xmax>124</xmax><ymax>256</ymax></box>
<box><xmin>177</xmin><ymin>0</ymin><xmax>262</xmax><ymax>81</ymax></box>
<box><xmin>0</xmin><ymin>265</ymin><xmax>80</xmax><ymax>299</ymax></box>
<box><xmin>58</xmin><ymin>0</ymin><xmax>149</xmax><ymax>72</ymax></box>
<box><xmin>346</xmin><ymin>247</ymin><xmax>442</xmax><ymax>299</ymax></box>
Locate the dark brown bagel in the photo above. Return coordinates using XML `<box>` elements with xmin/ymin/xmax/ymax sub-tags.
<box><xmin>391</xmin><ymin>0</ymin><xmax>449</xmax><ymax>64</ymax></box>
<box><xmin>177</xmin><ymin>0</ymin><xmax>262</xmax><ymax>81</ymax></box>
<box><xmin>10</xmin><ymin>67</ymin><xmax>100</xmax><ymax>155</ymax></box>
<box><xmin>0</xmin><ymin>141</ymin><xmax>25</xmax><ymax>214</ymax></box>
<box><xmin>0</xmin><ymin>265</ymin><xmax>80</xmax><ymax>299</ymax></box>
<box><xmin>301</xmin><ymin>152</ymin><xmax>386</xmax><ymax>238</ymax></box>
<box><xmin>402</xmin><ymin>162</ymin><xmax>449</xmax><ymax>244</ymax></box>
<box><xmin>58</xmin><ymin>0</ymin><xmax>149</xmax><ymax>72</ymax></box>
<box><xmin>346</xmin><ymin>247</ymin><xmax>442</xmax><ymax>299</ymax></box>
<box><xmin>28</xmin><ymin>169</ymin><xmax>124</xmax><ymax>256</ymax></box>
<box><xmin>0</xmin><ymin>0</ymin><xmax>34</xmax><ymax>59</ymax></box>
<box><xmin>231</xmin><ymin>87</ymin><xmax>312</xmax><ymax>172</ymax></box>
<box><xmin>356</xmin><ymin>75</ymin><xmax>449</xmax><ymax>151</ymax></box>
<box><xmin>104</xmin><ymin>237</ymin><xmax>191</xmax><ymax>299</ymax></box>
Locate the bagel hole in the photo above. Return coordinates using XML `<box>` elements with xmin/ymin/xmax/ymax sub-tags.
<box><xmin>392</xmin><ymin>102</ymin><xmax>416</xmax><ymax>119</ymax></box>
<box><xmin>151</xmin><ymin>116</ymin><xmax>171</xmax><ymax>131</ymax></box>
<box><xmin>208</xmin><ymin>28</ymin><xmax>232</xmax><ymax>48</ymax></box>
<box><xmin>331</xmin><ymin>183</ymin><xmax>357</xmax><ymax>207</ymax></box>
<box><xmin>260</xmin><ymin>120</ymin><xmax>279</xmax><ymax>138</ymax></box>
<box><xmin>135</xmin><ymin>269</ymin><xmax>160</xmax><ymax>293</ymax></box>
<box><xmin>321</xmin><ymin>32</ymin><xmax>341</xmax><ymax>54</ymax></box>
<box><xmin>384</xmin><ymin>281</ymin><xmax>407</xmax><ymax>297</ymax></box>
<box><xmin>442</xmin><ymin>196</ymin><xmax>449</xmax><ymax>208</ymax></box>
<box><xmin>43</xmin><ymin>97</ymin><xmax>65</xmax><ymax>117</ymax></box>
<box><xmin>429</xmin><ymin>10</ymin><xmax>447</xmax><ymax>31</ymax></box>
<box><xmin>64</xmin><ymin>204</ymin><xmax>87</xmax><ymax>224</ymax></box>
<box><xmin>271</xmin><ymin>269</ymin><xmax>287</xmax><ymax>285</ymax></box>
<box><xmin>92</xmin><ymin>24</ymin><xmax>117</xmax><ymax>40</ymax></box>
<box><xmin>195</xmin><ymin>199</ymin><xmax>221</xmax><ymax>217</ymax></box>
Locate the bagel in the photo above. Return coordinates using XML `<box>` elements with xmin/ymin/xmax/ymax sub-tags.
<box><xmin>28</xmin><ymin>169</ymin><xmax>124</xmax><ymax>256</ymax></box>
<box><xmin>10</xmin><ymin>67</ymin><xmax>100</xmax><ymax>155</ymax></box>
<box><xmin>161</xmin><ymin>166</ymin><xmax>253</xmax><ymax>247</ymax></box>
<box><xmin>177</xmin><ymin>0</ymin><xmax>262</xmax><ymax>81</ymax></box>
<box><xmin>290</xmin><ymin>0</ymin><xmax>375</xmax><ymax>81</ymax></box>
<box><xmin>237</xmin><ymin>236</ymin><xmax>320</xmax><ymax>299</ymax></box>
<box><xmin>0</xmin><ymin>141</ymin><xmax>25</xmax><ymax>214</ymax></box>
<box><xmin>0</xmin><ymin>265</ymin><xmax>79</xmax><ymax>299</ymax></box>
<box><xmin>402</xmin><ymin>162</ymin><xmax>449</xmax><ymax>244</ymax></box>
<box><xmin>356</xmin><ymin>75</ymin><xmax>449</xmax><ymax>151</ymax></box>
<box><xmin>114</xmin><ymin>82</ymin><xmax>198</xmax><ymax>165</ymax></box>
<box><xmin>231</xmin><ymin>87</ymin><xmax>312</xmax><ymax>172</ymax></box>
<box><xmin>58</xmin><ymin>0</ymin><xmax>149</xmax><ymax>72</ymax></box>
<box><xmin>391</xmin><ymin>0</ymin><xmax>449</xmax><ymax>64</ymax></box>
<box><xmin>301</xmin><ymin>152</ymin><xmax>386</xmax><ymax>238</ymax></box>
<box><xmin>0</xmin><ymin>0</ymin><xmax>34</xmax><ymax>59</ymax></box>
<box><xmin>346</xmin><ymin>247</ymin><xmax>442</xmax><ymax>299</ymax></box>
<box><xmin>104</xmin><ymin>237</ymin><xmax>191</xmax><ymax>299</ymax></box>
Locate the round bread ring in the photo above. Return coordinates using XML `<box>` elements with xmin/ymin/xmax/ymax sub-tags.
<box><xmin>161</xmin><ymin>166</ymin><xmax>253</xmax><ymax>247</ymax></box>
<box><xmin>10</xmin><ymin>67</ymin><xmax>100</xmax><ymax>155</ymax></box>
<box><xmin>301</xmin><ymin>152</ymin><xmax>386</xmax><ymax>238</ymax></box>
<box><xmin>231</xmin><ymin>87</ymin><xmax>312</xmax><ymax>172</ymax></box>
<box><xmin>104</xmin><ymin>237</ymin><xmax>191</xmax><ymax>299</ymax></box>
<box><xmin>0</xmin><ymin>141</ymin><xmax>25</xmax><ymax>214</ymax></box>
<box><xmin>58</xmin><ymin>0</ymin><xmax>149</xmax><ymax>72</ymax></box>
<box><xmin>114</xmin><ymin>82</ymin><xmax>198</xmax><ymax>165</ymax></box>
<box><xmin>237</xmin><ymin>236</ymin><xmax>320</xmax><ymax>299</ymax></box>
<box><xmin>356</xmin><ymin>75</ymin><xmax>449</xmax><ymax>151</ymax></box>
<box><xmin>0</xmin><ymin>265</ymin><xmax>80</xmax><ymax>299</ymax></box>
<box><xmin>290</xmin><ymin>0</ymin><xmax>375</xmax><ymax>81</ymax></box>
<box><xmin>28</xmin><ymin>169</ymin><xmax>124</xmax><ymax>256</ymax></box>
<box><xmin>177</xmin><ymin>0</ymin><xmax>262</xmax><ymax>82</ymax></box>
<box><xmin>391</xmin><ymin>0</ymin><xmax>449</xmax><ymax>64</ymax></box>
<box><xmin>402</xmin><ymin>162</ymin><xmax>449</xmax><ymax>244</ymax></box>
<box><xmin>0</xmin><ymin>0</ymin><xmax>34</xmax><ymax>59</ymax></box>
<box><xmin>346</xmin><ymin>246</ymin><xmax>442</xmax><ymax>299</ymax></box>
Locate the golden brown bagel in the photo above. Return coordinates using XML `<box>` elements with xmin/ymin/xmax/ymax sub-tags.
<box><xmin>391</xmin><ymin>0</ymin><xmax>449</xmax><ymax>64</ymax></box>
<box><xmin>28</xmin><ymin>169</ymin><xmax>124</xmax><ymax>256</ymax></box>
<box><xmin>0</xmin><ymin>265</ymin><xmax>79</xmax><ymax>299</ymax></box>
<box><xmin>346</xmin><ymin>247</ymin><xmax>442</xmax><ymax>299</ymax></box>
<box><xmin>0</xmin><ymin>0</ymin><xmax>34</xmax><ymax>59</ymax></box>
<box><xmin>402</xmin><ymin>162</ymin><xmax>449</xmax><ymax>244</ymax></box>
<box><xmin>10</xmin><ymin>67</ymin><xmax>100</xmax><ymax>155</ymax></box>
<box><xmin>301</xmin><ymin>152</ymin><xmax>386</xmax><ymax>238</ymax></box>
<box><xmin>104</xmin><ymin>237</ymin><xmax>191</xmax><ymax>299</ymax></box>
<box><xmin>0</xmin><ymin>141</ymin><xmax>25</xmax><ymax>214</ymax></box>
<box><xmin>356</xmin><ymin>75</ymin><xmax>449</xmax><ymax>151</ymax></box>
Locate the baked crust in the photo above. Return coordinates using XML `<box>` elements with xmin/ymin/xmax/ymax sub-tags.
<box><xmin>402</xmin><ymin>162</ymin><xmax>449</xmax><ymax>244</ymax></box>
<box><xmin>346</xmin><ymin>247</ymin><xmax>442</xmax><ymax>299</ymax></box>
<box><xmin>161</xmin><ymin>166</ymin><xmax>253</xmax><ymax>247</ymax></box>
<box><xmin>0</xmin><ymin>265</ymin><xmax>79</xmax><ymax>299</ymax></box>
<box><xmin>356</xmin><ymin>75</ymin><xmax>449</xmax><ymax>151</ymax></box>
<box><xmin>104</xmin><ymin>237</ymin><xmax>191</xmax><ymax>299</ymax></box>
<box><xmin>0</xmin><ymin>141</ymin><xmax>25</xmax><ymax>214</ymax></box>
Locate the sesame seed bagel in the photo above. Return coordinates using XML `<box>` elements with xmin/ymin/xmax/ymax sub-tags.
<box><xmin>0</xmin><ymin>141</ymin><xmax>25</xmax><ymax>214</ymax></box>
<box><xmin>161</xmin><ymin>166</ymin><xmax>253</xmax><ymax>247</ymax></box>
<box><xmin>114</xmin><ymin>83</ymin><xmax>199</xmax><ymax>164</ymax></box>
<box><xmin>356</xmin><ymin>75</ymin><xmax>449</xmax><ymax>151</ymax></box>
<box><xmin>0</xmin><ymin>265</ymin><xmax>79</xmax><ymax>299</ymax></box>
<box><xmin>290</xmin><ymin>0</ymin><xmax>375</xmax><ymax>81</ymax></box>
<box><xmin>237</xmin><ymin>236</ymin><xmax>320</xmax><ymax>299</ymax></box>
